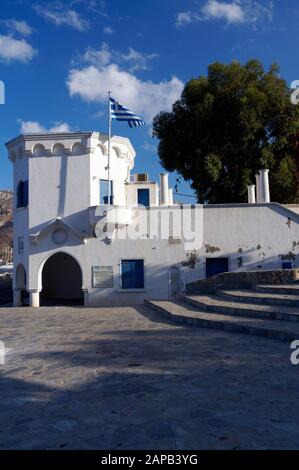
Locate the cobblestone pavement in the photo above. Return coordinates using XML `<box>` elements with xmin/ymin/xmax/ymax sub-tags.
<box><xmin>0</xmin><ymin>304</ymin><xmax>298</xmax><ymax>450</ymax></box>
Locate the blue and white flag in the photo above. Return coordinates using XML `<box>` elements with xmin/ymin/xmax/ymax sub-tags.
<box><xmin>110</xmin><ymin>96</ymin><xmax>145</xmax><ymax>128</ymax></box>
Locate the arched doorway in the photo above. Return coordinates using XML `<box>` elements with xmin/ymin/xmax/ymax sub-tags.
<box><xmin>41</xmin><ymin>252</ymin><xmax>84</xmax><ymax>305</ymax></box>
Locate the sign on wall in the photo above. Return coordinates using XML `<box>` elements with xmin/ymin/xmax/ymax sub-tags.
<box><xmin>92</xmin><ymin>266</ymin><xmax>114</xmax><ymax>288</ymax></box>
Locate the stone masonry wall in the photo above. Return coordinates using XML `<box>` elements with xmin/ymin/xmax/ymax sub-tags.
<box><xmin>186</xmin><ymin>269</ymin><xmax>299</xmax><ymax>295</ymax></box>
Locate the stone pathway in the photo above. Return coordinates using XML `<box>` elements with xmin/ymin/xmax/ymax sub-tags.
<box><xmin>0</xmin><ymin>305</ymin><xmax>298</xmax><ymax>449</ymax></box>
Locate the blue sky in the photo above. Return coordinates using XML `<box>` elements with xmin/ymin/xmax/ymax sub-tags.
<box><xmin>0</xmin><ymin>0</ymin><xmax>297</xmax><ymax>201</ymax></box>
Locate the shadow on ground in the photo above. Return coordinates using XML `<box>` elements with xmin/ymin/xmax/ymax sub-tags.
<box><xmin>0</xmin><ymin>305</ymin><xmax>298</xmax><ymax>450</ymax></box>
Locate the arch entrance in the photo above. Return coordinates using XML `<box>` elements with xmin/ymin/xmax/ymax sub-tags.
<box><xmin>41</xmin><ymin>252</ymin><xmax>84</xmax><ymax>306</ymax></box>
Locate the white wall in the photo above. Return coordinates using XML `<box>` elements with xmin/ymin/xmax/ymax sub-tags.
<box><xmin>12</xmin><ymin>147</ymin><xmax>29</xmax><ymax>288</ymax></box>
<box><xmin>29</xmin><ymin>150</ymin><xmax>90</xmax><ymax>233</ymax></box>
<box><xmin>203</xmin><ymin>204</ymin><xmax>298</xmax><ymax>269</ymax></box>
<box><xmin>182</xmin><ymin>203</ymin><xmax>299</xmax><ymax>285</ymax></box>
<box><xmin>125</xmin><ymin>182</ymin><xmax>159</xmax><ymax>206</ymax></box>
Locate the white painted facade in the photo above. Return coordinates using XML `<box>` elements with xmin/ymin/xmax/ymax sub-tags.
<box><xmin>6</xmin><ymin>131</ymin><xmax>299</xmax><ymax>307</ymax></box>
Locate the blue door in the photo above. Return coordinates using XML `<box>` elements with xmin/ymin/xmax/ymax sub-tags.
<box><xmin>137</xmin><ymin>188</ymin><xmax>150</xmax><ymax>207</ymax></box>
<box><xmin>206</xmin><ymin>258</ymin><xmax>229</xmax><ymax>278</ymax></box>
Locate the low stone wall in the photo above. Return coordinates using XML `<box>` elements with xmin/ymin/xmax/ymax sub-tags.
<box><xmin>186</xmin><ymin>269</ymin><xmax>299</xmax><ymax>295</ymax></box>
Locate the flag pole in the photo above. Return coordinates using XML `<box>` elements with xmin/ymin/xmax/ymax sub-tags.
<box><xmin>107</xmin><ymin>90</ymin><xmax>112</xmax><ymax>205</ymax></box>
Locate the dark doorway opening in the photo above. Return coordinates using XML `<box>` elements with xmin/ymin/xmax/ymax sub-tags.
<box><xmin>206</xmin><ymin>258</ymin><xmax>229</xmax><ymax>278</ymax></box>
<box><xmin>41</xmin><ymin>252</ymin><xmax>84</xmax><ymax>306</ymax></box>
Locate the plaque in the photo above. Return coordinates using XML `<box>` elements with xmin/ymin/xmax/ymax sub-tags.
<box><xmin>92</xmin><ymin>266</ymin><xmax>114</xmax><ymax>288</ymax></box>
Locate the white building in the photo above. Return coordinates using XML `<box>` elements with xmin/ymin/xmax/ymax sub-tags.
<box><xmin>6</xmin><ymin>130</ymin><xmax>299</xmax><ymax>307</ymax></box>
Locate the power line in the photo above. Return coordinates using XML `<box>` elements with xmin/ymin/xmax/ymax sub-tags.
<box><xmin>174</xmin><ymin>192</ymin><xmax>197</xmax><ymax>199</ymax></box>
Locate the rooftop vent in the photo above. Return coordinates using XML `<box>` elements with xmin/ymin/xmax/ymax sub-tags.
<box><xmin>134</xmin><ymin>173</ymin><xmax>149</xmax><ymax>182</ymax></box>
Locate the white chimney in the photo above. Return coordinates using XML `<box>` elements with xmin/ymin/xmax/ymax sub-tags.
<box><xmin>255</xmin><ymin>173</ymin><xmax>261</xmax><ymax>203</ymax></box>
<box><xmin>247</xmin><ymin>184</ymin><xmax>256</xmax><ymax>204</ymax></box>
<box><xmin>168</xmin><ymin>189</ymin><xmax>173</xmax><ymax>206</ymax></box>
<box><xmin>259</xmin><ymin>169</ymin><xmax>270</xmax><ymax>203</ymax></box>
<box><xmin>160</xmin><ymin>173</ymin><xmax>169</xmax><ymax>206</ymax></box>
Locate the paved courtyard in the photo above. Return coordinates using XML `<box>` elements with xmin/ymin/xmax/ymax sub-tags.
<box><xmin>0</xmin><ymin>304</ymin><xmax>298</xmax><ymax>450</ymax></box>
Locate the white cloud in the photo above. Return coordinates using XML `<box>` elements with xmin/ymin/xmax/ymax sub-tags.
<box><xmin>81</xmin><ymin>42</ymin><xmax>158</xmax><ymax>72</ymax></box>
<box><xmin>121</xmin><ymin>48</ymin><xmax>158</xmax><ymax>72</ymax></box>
<box><xmin>0</xmin><ymin>19</ymin><xmax>33</xmax><ymax>36</ymax></box>
<box><xmin>50</xmin><ymin>122</ymin><xmax>72</xmax><ymax>132</ymax></box>
<box><xmin>82</xmin><ymin>42</ymin><xmax>112</xmax><ymax>67</ymax></box>
<box><xmin>67</xmin><ymin>63</ymin><xmax>183</xmax><ymax>123</ymax></box>
<box><xmin>19</xmin><ymin>120</ymin><xmax>45</xmax><ymax>133</ymax></box>
<box><xmin>19</xmin><ymin>120</ymin><xmax>71</xmax><ymax>134</ymax></box>
<box><xmin>176</xmin><ymin>0</ymin><xmax>273</xmax><ymax>27</ymax></box>
<box><xmin>202</xmin><ymin>0</ymin><xmax>244</xmax><ymax>23</ymax></box>
<box><xmin>76</xmin><ymin>0</ymin><xmax>108</xmax><ymax>17</ymax></box>
<box><xmin>176</xmin><ymin>12</ymin><xmax>194</xmax><ymax>26</ymax></box>
<box><xmin>0</xmin><ymin>35</ymin><xmax>37</xmax><ymax>63</ymax></box>
<box><xmin>103</xmin><ymin>26</ymin><xmax>114</xmax><ymax>34</ymax></box>
<box><xmin>33</xmin><ymin>5</ymin><xmax>90</xmax><ymax>31</ymax></box>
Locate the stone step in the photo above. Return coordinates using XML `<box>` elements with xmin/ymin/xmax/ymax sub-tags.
<box><xmin>254</xmin><ymin>284</ymin><xmax>299</xmax><ymax>296</ymax></box>
<box><xmin>217</xmin><ymin>288</ymin><xmax>299</xmax><ymax>308</ymax></box>
<box><xmin>181</xmin><ymin>294</ymin><xmax>299</xmax><ymax>323</ymax></box>
<box><xmin>145</xmin><ymin>299</ymin><xmax>299</xmax><ymax>342</ymax></box>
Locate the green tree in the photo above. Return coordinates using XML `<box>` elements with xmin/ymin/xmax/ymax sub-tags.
<box><xmin>153</xmin><ymin>60</ymin><xmax>299</xmax><ymax>203</ymax></box>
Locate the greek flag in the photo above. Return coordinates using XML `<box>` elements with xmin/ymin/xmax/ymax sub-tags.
<box><xmin>110</xmin><ymin>97</ymin><xmax>145</xmax><ymax>128</ymax></box>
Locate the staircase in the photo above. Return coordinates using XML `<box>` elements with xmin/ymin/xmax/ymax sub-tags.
<box><xmin>145</xmin><ymin>283</ymin><xmax>299</xmax><ymax>342</ymax></box>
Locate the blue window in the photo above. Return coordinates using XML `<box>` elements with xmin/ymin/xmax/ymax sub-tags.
<box><xmin>282</xmin><ymin>261</ymin><xmax>293</xmax><ymax>270</ymax></box>
<box><xmin>137</xmin><ymin>188</ymin><xmax>150</xmax><ymax>207</ymax></box>
<box><xmin>121</xmin><ymin>260</ymin><xmax>144</xmax><ymax>289</ymax></box>
<box><xmin>99</xmin><ymin>179</ymin><xmax>113</xmax><ymax>205</ymax></box>
<box><xmin>17</xmin><ymin>180</ymin><xmax>28</xmax><ymax>208</ymax></box>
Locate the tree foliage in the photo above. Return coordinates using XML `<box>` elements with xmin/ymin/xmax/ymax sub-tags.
<box><xmin>153</xmin><ymin>60</ymin><xmax>299</xmax><ymax>203</ymax></box>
